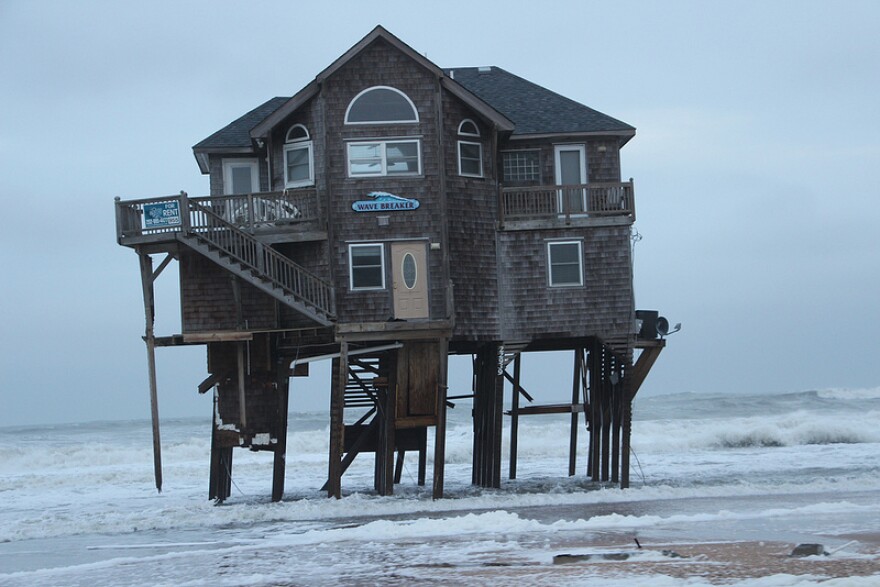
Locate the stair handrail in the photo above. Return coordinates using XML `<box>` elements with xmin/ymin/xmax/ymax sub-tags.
<box><xmin>184</xmin><ymin>197</ymin><xmax>335</xmax><ymax>321</ymax></box>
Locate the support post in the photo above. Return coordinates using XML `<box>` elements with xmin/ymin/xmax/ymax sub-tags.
<box><xmin>568</xmin><ymin>348</ymin><xmax>582</xmax><ymax>476</ymax></box>
<box><xmin>432</xmin><ymin>337</ymin><xmax>448</xmax><ymax>499</ymax></box>
<box><xmin>272</xmin><ymin>352</ymin><xmax>290</xmax><ymax>502</ymax></box>
<box><xmin>327</xmin><ymin>343</ymin><xmax>347</xmax><ymax>498</ymax></box>
<box><xmin>509</xmin><ymin>353</ymin><xmax>521</xmax><ymax>480</ymax></box>
<box><xmin>138</xmin><ymin>251</ymin><xmax>162</xmax><ymax>493</ymax></box>
<box><xmin>236</xmin><ymin>342</ymin><xmax>248</xmax><ymax>431</ymax></box>
<box><xmin>472</xmin><ymin>344</ymin><xmax>503</xmax><ymax>488</ymax></box>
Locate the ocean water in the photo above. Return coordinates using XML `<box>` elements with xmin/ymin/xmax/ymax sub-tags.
<box><xmin>1</xmin><ymin>388</ymin><xmax>879</xmax><ymax>586</ymax></box>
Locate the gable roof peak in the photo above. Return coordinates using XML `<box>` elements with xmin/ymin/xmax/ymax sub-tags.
<box><xmin>316</xmin><ymin>25</ymin><xmax>443</xmax><ymax>83</ymax></box>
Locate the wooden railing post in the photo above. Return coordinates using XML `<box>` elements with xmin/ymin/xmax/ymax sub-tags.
<box><xmin>497</xmin><ymin>183</ymin><xmax>505</xmax><ymax>228</ymax></box>
<box><xmin>179</xmin><ymin>191</ymin><xmax>191</xmax><ymax>233</ymax></box>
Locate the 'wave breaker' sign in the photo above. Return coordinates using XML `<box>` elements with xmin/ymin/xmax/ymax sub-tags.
<box><xmin>352</xmin><ymin>192</ymin><xmax>420</xmax><ymax>212</ymax></box>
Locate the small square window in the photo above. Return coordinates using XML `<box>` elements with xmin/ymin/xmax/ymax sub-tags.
<box><xmin>548</xmin><ymin>241</ymin><xmax>583</xmax><ymax>287</ymax></box>
<box><xmin>502</xmin><ymin>151</ymin><xmax>540</xmax><ymax>183</ymax></box>
<box><xmin>349</xmin><ymin>244</ymin><xmax>385</xmax><ymax>290</ymax></box>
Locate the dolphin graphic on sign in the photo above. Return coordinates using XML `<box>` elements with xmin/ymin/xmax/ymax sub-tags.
<box><xmin>352</xmin><ymin>191</ymin><xmax>420</xmax><ymax>212</ymax></box>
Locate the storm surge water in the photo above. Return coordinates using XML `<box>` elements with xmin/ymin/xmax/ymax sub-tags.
<box><xmin>2</xmin><ymin>387</ymin><xmax>879</xmax><ymax>586</ymax></box>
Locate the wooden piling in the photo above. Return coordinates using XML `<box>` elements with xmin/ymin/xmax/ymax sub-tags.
<box><xmin>138</xmin><ymin>251</ymin><xmax>162</xmax><ymax>494</ymax></box>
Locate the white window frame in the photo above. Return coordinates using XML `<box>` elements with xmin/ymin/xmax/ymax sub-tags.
<box><xmin>458</xmin><ymin>118</ymin><xmax>480</xmax><ymax>137</ymax></box>
<box><xmin>349</xmin><ymin>243</ymin><xmax>386</xmax><ymax>290</ymax></box>
<box><xmin>547</xmin><ymin>240</ymin><xmax>584</xmax><ymax>287</ymax></box>
<box><xmin>457</xmin><ymin>140</ymin><xmax>483</xmax><ymax>177</ymax></box>
<box><xmin>502</xmin><ymin>150</ymin><xmax>541</xmax><ymax>182</ymax></box>
<box><xmin>222</xmin><ymin>158</ymin><xmax>260</xmax><ymax>195</ymax></box>
<box><xmin>346</xmin><ymin>139</ymin><xmax>421</xmax><ymax>177</ymax></box>
<box><xmin>283</xmin><ymin>124</ymin><xmax>314</xmax><ymax>188</ymax></box>
<box><xmin>344</xmin><ymin>86</ymin><xmax>419</xmax><ymax>125</ymax></box>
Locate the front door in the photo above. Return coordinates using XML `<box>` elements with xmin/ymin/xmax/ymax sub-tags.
<box><xmin>554</xmin><ymin>145</ymin><xmax>587</xmax><ymax>214</ymax></box>
<box><xmin>391</xmin><ymin>242</ymin><xmax>429</xmax><ymax>320</ymax></box>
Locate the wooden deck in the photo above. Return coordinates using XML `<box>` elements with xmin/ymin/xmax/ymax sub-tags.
<box><xmin>499</xmin><ymin>180</ymin><xmax>635</xmax><ymax>229</ymax></box>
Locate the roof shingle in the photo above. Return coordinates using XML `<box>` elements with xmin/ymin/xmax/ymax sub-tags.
<box><xmin>446</xmin><ymin>66</ymin><xmax>634</xmax><ymax>136</ymax></box>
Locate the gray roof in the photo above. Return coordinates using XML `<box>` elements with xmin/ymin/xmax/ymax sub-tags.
<box><xmin>446</xmin><ymin>67</ymin><xmax>634</xmax><ymax>137</ymax></box>
<box><xmin>193</xmin><ymin>97</ymin><xmax>289</xmax><ymax>151</ymax></box>
<box><xmin>193</xmin><ymin>67</ymin><xmax>633</xmax><ymax>153</ymax></box>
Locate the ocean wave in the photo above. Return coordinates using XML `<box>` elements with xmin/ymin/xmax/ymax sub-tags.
<box><xmin>817</xmin><ymin>386</ymin><xmax>880</xmax><ymax>401</ymax></box>
<box><xmin>631</xmin><ymin>410</ymin><xmax>880</xmax><ymax>452</ymax></box>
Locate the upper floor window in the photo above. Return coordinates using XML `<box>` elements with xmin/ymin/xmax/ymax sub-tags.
<box><xmin>345</xmin><ymin>86</ymin><xmax>418</xmax><ymax>124</ymax></box>
<box><xmin>502</xmin><ymin>150</ymin><xmax>540</xmax><ymax>183</ymax></box>
<box><xmin>458</xmin><ymin>119</ymin><xmax>480</xmax><ymax>137</ymax></box>
<box><xmin>547</xmin><ymin>241</ymin><xmax>584</xmax><ymax>287</ymax></box>
<box><xmin>457</xmin><ymin>119</ymin><xmax>482</xmax><ymax>177</ymax></box>
<box><xmin>347</xmin><ymin>139</ymin><xmax>421</xmax><ymax>177</ymax></box>
<box><xmin>222</xmin><ymin>158</ymin><xmax>259</xmax><ymax>194</ymax></box>
<box><xmin>283</xmin><ymin>124</ymin><xmax>314</xmax><ymax>188</ymax></box>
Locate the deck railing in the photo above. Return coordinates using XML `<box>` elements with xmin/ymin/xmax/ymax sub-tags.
<box><xmin>499</xmin><ymin>180</ymin><xmax>634</xmax><ymax>225</ymax></box>
<box><xmin>115</xmin><ymin>189</ymin><xmax>319</xmax><ymax>240</ymax></box>
<box><xmin>115</xmin><ymin>191</ymin><xmax>334</xmax><ymax>322</ymax></box>
<box><xmin>187</xmin><ymin>200</ymin><xmax>334</xmax><ymax>320</ymax></box>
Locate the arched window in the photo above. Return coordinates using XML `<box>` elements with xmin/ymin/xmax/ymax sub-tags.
<box><xmin>458</xmin><ymin>119</ymin><xmax>480</xmax><ymax>137</ymax></box>
<box><xmin>345</xmin><ymin>86</ymin><xmax>418</xmax><ymax>124</ymax></box>
<box><xmin>457</xmin><ymin>119</ymin><xmax>483</xmax><ymax>177</ymax></box>
<box><xmin>284</xmin><ymin>124</ymin><xmax>313</xmax><ymax>188</ymax></box>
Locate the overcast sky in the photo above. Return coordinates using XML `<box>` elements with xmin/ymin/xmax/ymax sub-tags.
<box><xmin>1</xmin><ymin>1</ymin><xmax>878</xmax><ymax>427</ymax></box>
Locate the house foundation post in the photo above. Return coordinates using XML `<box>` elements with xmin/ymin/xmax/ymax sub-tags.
<box><xmin>328</xmin><ymin>343</ymin><xmax>347</xmax><ymax>498</ymax></box>
<box><xmin>271</xmin><ymin>351</ymin><xmax>290</xmax><ymax>502</ymax></box>
<box><xmin>432</xmin><ymin>337</ymin><xmax>449</xmax><ymax>499</ymax></box>
<box><xmin>472</xmin><ymin>343</ymin><xmax>504</xmax><ymax>488</ymax></box>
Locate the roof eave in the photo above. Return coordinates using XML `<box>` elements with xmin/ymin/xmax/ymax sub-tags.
<box><xmin>250</xmin><ymin>82</ymin><xmax>319</xmax><ymax>140</ymax></box>
<box><xmin>509</xmin><ymin>128</ymin><xmax>636</xmax><ymax>146</ymax></box>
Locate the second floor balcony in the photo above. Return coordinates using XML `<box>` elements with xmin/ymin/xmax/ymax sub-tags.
<box><xmin>499</xmin><ymin>180</ymin><xmax>635</xmax><ymax>230</ymax></box>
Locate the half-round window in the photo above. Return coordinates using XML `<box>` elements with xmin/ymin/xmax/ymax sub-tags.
<box><xmin>402</xmin><ymin>253</ymin><xmax>417</xmax><ymax>289</ymax></box>
<box><xmin>285</xmin><ymin>124</ymin><xmax>309</xmax><ymax>143</ymax></box>
<box><xmin>458</xmin><ymin>119</ymin><xmax>480</xmax><ymax>137</ymax></box>
<box><xmin>345</xmin><ymin>86</ymin><xmax>418</xmax><ymax>124</ymax></box>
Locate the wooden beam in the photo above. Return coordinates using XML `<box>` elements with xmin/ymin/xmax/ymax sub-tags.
<box><xmin>327</xmin><ymin>343</ymin><xmax>347</xmax><ymax>498</ymax></box>
<box><xmin>509</xmin><ymin>354</ymin><xmax>520</xmax><ymax>480</ymax></box>
<box><xmin>626</xmin><ymin>344</ymin><xmax>665</xmax><ymax>402</ymax></box>
<box><xmin>569</xmin><ymin>348</ymin><xmax>582</xmax><ymax>476</ymax></box>
<box><xmin>183</xmin><ymin>331</ymin><xmax>253</xmax><ymax>343</ymax></box>
<box><xmin>197</xmin><ymin>371</ymin><xmax>226</xmax><ymax>395</ymax></box>
<box><xmin>151</xmin><ymin>253</ymin><xmax>175</xmax><ymax>282</ymax></box>
<box><xmin>432</xmin><ymin>337</ymin><xmax>448</xmax><ymax>499</ymax></box>
<box><xmin>138</xmin><ymin>251</ymin><xmax>162</xmax><ymax>494</ymax></box>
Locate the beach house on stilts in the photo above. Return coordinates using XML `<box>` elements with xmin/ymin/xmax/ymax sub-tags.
<box><xmin>115</xmin><ymin>26</ymin><xmax>669</xmax><ymax>502</ymax></box>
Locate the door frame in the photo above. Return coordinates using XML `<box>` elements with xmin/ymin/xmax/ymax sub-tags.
<box><xmin>554</xmin><ymin>144</ymin><xmax>588</xmax><ymax>215</ymax></box>
<box><xmin>390</xmin><ymin>241</ymin><xmax>429</xmax><ymax>320</ymax></box>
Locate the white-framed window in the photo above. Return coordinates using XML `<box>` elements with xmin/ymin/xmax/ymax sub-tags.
<box><xmin>347</xmin><ymin>139</ymin><xmax>421</xmax><ymax>177</ymax></box>
<box><xmin>457</xmin><ymin>141</ymin><xmax>483</xmax><ymax>177</ymax></box>
<box><xmin>349</xmin><ymin>243</ymin><xmax>385</xmax><ymax>290</ymax></box>
<box><xmin>222</xmin><ymin>158</ymin><xmax>260</xmax><ymax>194</ymax></box>
<box><xmin>502</xmin><ymin>150</ymin><xmax>540</xmax><ymax>182</ymax></box>
<box><xmin>458</xmin><ymin>119</ymin><xmax>480</xmax><ymax>137</ymax></box>
<box><xmin>457</xmin><ymin>119</ymin><xmax>482</xmax><ymax>177</ymax></box>
<box><xmin>345</xmin><ymin>86</ymin><xmax>418</xmax><ymax>124</ymax></box>
<box><xmin>283</xmin><ymin>124</ymin><xmax>314</xmax><ymax>188</ymax></box>
<box><xmin>547</xmin><ymin>241</ymin><xmax>584</xmax><ymax>287</ymax></box>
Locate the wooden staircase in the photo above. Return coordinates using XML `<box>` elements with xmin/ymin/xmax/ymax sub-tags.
<box><xmin>177</xmin><ymin>200</ymin><xmax>335</xmax><ymax>326</ymax></box>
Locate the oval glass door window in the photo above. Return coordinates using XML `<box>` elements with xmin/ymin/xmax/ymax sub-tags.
<box><xmin>402</xmin><ymin>253</ymin><xmax>417</xmax><ymax>289</ymax></box>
